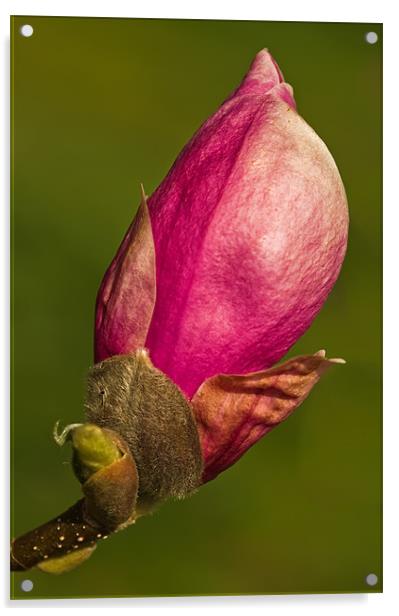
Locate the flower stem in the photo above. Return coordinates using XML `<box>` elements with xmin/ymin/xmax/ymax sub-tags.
<box><xmin>11</xmin><ymin>499</ymin><xmax>108</xmax><ymax>572</ymax></box>
<box><xmin>11</xmin><ymin>424</ymin><xmax>139</xmax><ymax>573</ymax></box>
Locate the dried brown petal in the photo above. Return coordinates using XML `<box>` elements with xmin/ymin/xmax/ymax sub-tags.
<box><xmin>192</xmin><ymin>351</ymin><xmax>345</xmax><ymax>482</ymax></box>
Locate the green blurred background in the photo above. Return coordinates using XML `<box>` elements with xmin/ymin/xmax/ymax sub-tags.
<box><xmin>11</xmin><ymin>17</ymin><xmax>382</xmax><ymax>599</ymax></box>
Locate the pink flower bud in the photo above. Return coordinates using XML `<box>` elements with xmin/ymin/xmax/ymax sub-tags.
<box><xmin>96</xmin><ymin>49</ymin><xmax>348</xmax><ymax>397</ymax></box>
<box><xmin>95</xmin><ymin>50</ymin><xmax>348</xmax><ymax>480</ymax></box>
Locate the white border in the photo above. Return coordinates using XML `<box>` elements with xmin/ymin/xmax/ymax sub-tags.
<box><xmin>0</xmin><ymin>0</ymin><xmax>387</xmax><ymax>22</ymax></box>
<box><xmin>1</xmin><ymin>1</ymin><xmax>397</xmax><ymax>614</ymax></box>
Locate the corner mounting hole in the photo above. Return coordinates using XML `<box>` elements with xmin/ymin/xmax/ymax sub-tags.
<box><xmin>21</xmin><ymin>579</ymin><xmax>33</xmax><ymax>592</ymax></box>
<box><xmin>365</xmin><ymin>31</ymin><xmax>378</xmax><ymax>45</ymax></box>
<box><xmin>366</xmin><ymin>573</ymin><xmax>378</xmax><ymax>586</ymax></box>
<box><xmin>20</xmin><ymin>24</ymin><xmax>34</xmax><ymax>38</ymax></box>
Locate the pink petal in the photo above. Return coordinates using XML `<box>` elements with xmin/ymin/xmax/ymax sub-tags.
<box><xmin>95</xmin><ymin>188</ymin><xmax>156</xmax><ymax>361</ymax></box>
<box><xmin>144</xmin><ymin>50</ymin><xmax>348</xmax><ymax>397</ymax></box>
<box><xmin>191</xmin><ymin>351</ymin><xmax>345</xmax><ymax>482</ymax></box>
<box><xmin>229</xmin><ymin>48</ymin><xmax>286</xmax><ymax>98</ymax></box>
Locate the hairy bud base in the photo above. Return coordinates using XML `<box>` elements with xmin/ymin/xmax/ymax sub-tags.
<box><xmin>85</xmin><ymin>349</ymin><xmax>204</xmax><ymax>509</ymax></box>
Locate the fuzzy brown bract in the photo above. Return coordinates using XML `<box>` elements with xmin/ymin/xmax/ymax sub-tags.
<box><xmin>85</xmin><ymin>349</ymin><xmax>204</xmax><ymax>510</ymax></box>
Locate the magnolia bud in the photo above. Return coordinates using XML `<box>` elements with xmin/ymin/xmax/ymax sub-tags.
<box><xmin>71</xmin><ymin>423</ymin><xmax>122</xmax><ymax>484</ymax></box>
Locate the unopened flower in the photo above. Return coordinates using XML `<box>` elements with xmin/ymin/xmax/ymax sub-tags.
<box><xmin>95</xmin><ymin>48</ymin><xmax>348</xmax><ymax>482</ymax></box>
<box><xmin>12</xmin><ymin>49</ymin><xmax>348</xmax><ymax>574</ymax></box>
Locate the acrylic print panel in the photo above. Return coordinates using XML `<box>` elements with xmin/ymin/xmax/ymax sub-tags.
<box><xmin>11</xmin><ymin>16</ymin><xmax>382</xmax><ymax>599</ymax></box>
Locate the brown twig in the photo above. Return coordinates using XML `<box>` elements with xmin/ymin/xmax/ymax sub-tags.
<box><xmin>11</xmin><ymin>427</ymin><xmax>139</xmax><ymax>573</ymax></box>
<box><xmin>11</xmin><ymin>499</ymin><xmax>109</xmax><ymax>572</ymax></box>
